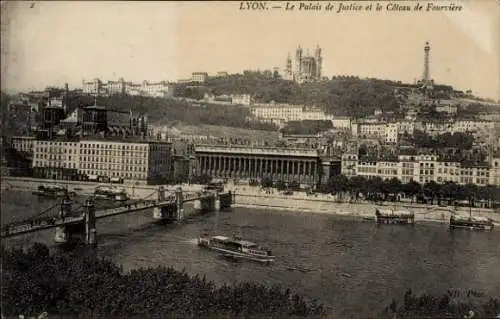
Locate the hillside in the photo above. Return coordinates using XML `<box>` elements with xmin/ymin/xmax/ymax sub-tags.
<box><xmin>66</xmin><ymin>94</ymin><xmax>278</xmax><ymax>131</ymax></box>
<box><xmin>176</xmin><ymin>72</ymin><xmax>401</xmax><ymax>118</ymax></box>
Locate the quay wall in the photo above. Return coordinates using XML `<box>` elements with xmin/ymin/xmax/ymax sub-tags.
<box><xmin>231</xmin><ymin>187</ymin><xmax>500</xmax><ymax>226</ymax></box>
<box><xmin>1</xmin><ymin>177</ymin><xmax>204</xmax><ymax>200</ymax></box>
<box><xmin>4</xmin><ymin>177</ymin><xmax>499</xmax><ymax>226</ymax></box>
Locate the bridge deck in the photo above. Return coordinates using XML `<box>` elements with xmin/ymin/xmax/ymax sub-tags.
<box><xmin>1</xmin><ymin>191</ymin><xmax>217</xmax><ymax>238</ymax></box>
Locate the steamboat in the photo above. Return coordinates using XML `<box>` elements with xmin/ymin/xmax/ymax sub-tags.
<box><xmin>375</xmin><ymin>208</ymin><xmax>415</xmax><ymax>225</ymax></box>
<box><xmin>198</xmin><ymin>234</ymin><xmax>275</xmax><ymax>263</ymax></box>
<box><xmin>33</xmin><ymin>184</ymin><xmax>73</xmax><ymax>198</ymax></box>
<box><xmin>94</xmin><ymin>186</ymin><xmax>128</xmax><ymax>202</ymax></box>
<box><xmin>449</xmin><ymin>215</ymin><xmax>494</xmax><ymax>232</ymax></box>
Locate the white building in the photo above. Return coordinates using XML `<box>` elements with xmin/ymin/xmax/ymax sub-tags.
<box><xmin>331</xmin><ymin>117</ymin><xmax>352</xmax><ymax>130</ymax></box>
<box><xmin>82</xmin><ymin>78</ymin><xmax>174</xmax><ymax>98</ymax></box>
<box><xmin>385</xmin><ymin>123</ymin><xmax>399</xmax><ymax>144</ymax></box>
<box><xmin>31</xmin><ymin>138</ymin><xmax>173</xmax><ymax>184</ymax></box>
<box><xmin>396</xmin><ymin>121</ymin><xmax>415</xmax><ymax>135</ymax></box>
<box><xmin>231</xmin><ymin>94</ymin><xmax>252</xmax><ymax>105</ymax></box>
<box><xmin>142</xmin><ymin>81</ymin><xmax>174</xmax><ymax>98</ymax></box>
<box><xmin>82</xmin><ymin>79</ymin><xmax>103</xmax><ymax>95</ymax></box>
<box><xmin>191</xmin><ymin>72</ymin><xmax>208</xmax><ymax>83</ymax></box>
<box><xmin>341</xmin><ymin>153</ymin><xmax>496</xmax><ymax>186</ymax></box>
<box><xmin>490</xmin><ymin>157</ymin><xmax>500</xmax><ymax>186</ymax></box>
<box><xmin>250</xmin><ymin>104</ymin><xmax>337</xmax><ymax>126</ymax></box>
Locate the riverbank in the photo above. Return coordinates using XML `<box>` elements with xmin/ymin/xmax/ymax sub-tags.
<box><xmin>230</xmin><ymin>186</ymin><xmax>500</xmax><ymax>227</ymax></box>
<box><xmin>1</xmin><ymin>176</ymin><xmax>204</xmax><ymax>199</ymax></box>
<box><xmin>3</xmin><ymin>177</ymin><xmax>499</xmax><ymax>227</ymax></box>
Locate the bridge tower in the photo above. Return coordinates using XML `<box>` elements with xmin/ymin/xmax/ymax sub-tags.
<box><xmin>214</xmin><ymin>190</ymin><xmax>221</xmax><ymax>212</ymax></box>
<box><xmin>175</xmin><ymin>187</ymin><xmax>184</xmax><ymax>221</ymax></box>
<box><xmin>157</xmin><ymin>186</ymin><xmax>166</xmax><ymax>202</ymax></box>
<box><xmin>54</xmin><ymin>196</ymin><xmax>73</xmax><ymax>244</ymax></box>
<box><xmin>84</xmin><ymin>199</ymin><xmax>97</xmax><ymax>246</ymax></box>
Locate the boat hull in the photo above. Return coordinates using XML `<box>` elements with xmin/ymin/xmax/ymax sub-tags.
<box><xmin>198</xmin><ymin>240</ymin><xmax>275</xmax><ymax>263</ymax></box>
<box><xmin>450</xmin><ymin>224</ymin><xmax>494</xmax><ymax>232</ymax></box>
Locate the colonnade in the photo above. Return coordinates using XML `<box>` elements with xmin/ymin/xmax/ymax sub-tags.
<box><xmin>197</xmin><ymin>155</ymin><xmax>318</xmax><ymax>184</ymax></box>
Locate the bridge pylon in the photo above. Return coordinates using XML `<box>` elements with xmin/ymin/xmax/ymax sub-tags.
<box><xmin>157</xmin><ymin>186</ymin><xmax>165</xmax><ymax>202</ymax></box>
<box><xmin>214</xmin><ymin>191</ymin><xmax>221</xmax><ymax>212</ymax></box>
<box><xmin>54</xmin><ymin>196</ymin><xmax>74</xmax><ymax>244</ymax></box>
<box><xmin>176</xmin><ymin>187</ymin><xmax>184</xmax><ymax>221</ymax></box>
<box><xmin>84</xmin><ymin>199</ymin><xmax>97</xmax><ymax>246</ymax></box>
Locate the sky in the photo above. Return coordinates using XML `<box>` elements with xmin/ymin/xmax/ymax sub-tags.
<box><xmin>1</xmin><ymin>0</ymin><xmax>499</xmax><ymax>100</ymax></box>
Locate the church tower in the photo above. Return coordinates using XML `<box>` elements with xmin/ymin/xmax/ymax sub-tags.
<box><xmin>315</xmin><ymin>45</ymin><xmax>322</xmax><ymax>80</ymax></box>
<box><xmin>295</xmin><ymin>45</ymin><xmax>303</xmax><ymax>81</ymax></box>
<box><xmin>285</xmin><ymin>53</ymin><xmax>293</xmax><ymax>80</ymax></box>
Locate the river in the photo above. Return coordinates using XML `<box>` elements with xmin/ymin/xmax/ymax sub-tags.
<box><xmin>2</xmin><ymin>190</ymin><xmax>499</xmax><ymax>317</ymax></box>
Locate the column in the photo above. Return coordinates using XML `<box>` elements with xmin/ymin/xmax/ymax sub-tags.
<box><xmin>311</xmin><ymin>161</ymin><xmax>317</xmax><ymax>184</ymax></box>
<box><xmin>238</xmin><ymin>157</ymin><xmax>243</xmax><ymax>177</ymax></box>
<box><xmin>305</xmin><ymin>161</ymin><xmax>310</xmax><ymax>184</ymax></box>
<box><xmin>299</xmin><ymin>161</ymin><xmax>304</xmax><ymax>184</ymax></box>
<box><xmin>243</xmin><ymin>158</ymin><xmax>248</xmax><ymax>177</ymax></box>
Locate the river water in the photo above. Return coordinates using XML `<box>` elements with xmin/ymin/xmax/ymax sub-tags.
<box><xmin>2</xmin><ymin>190</ymin><xmax>499</xmax><ymax>317</ymax></box>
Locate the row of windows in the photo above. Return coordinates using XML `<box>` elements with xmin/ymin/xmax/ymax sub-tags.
<box><xmin>36</xmin><ymin>141</ymin><xmax>78</xmax><ymax>147</ymax></box>
<box><xmin>358</xmin><ymin>167</ymin><xmax>377</xmax><ymax>173</ymax></box>
<box><xmin>34</xmin><ymin>154</ymin><xmax>74</xmax><ymax>161</ymax></box>
<box><xmin>80</xmin><ymin>144</ymin><xmax>149</xmax><ymax>151</ymax></box>
<box><xmin>80</xmin><ymin>157</ymin><xmax>146</xmax><ymax>164</ymax></box>
<box><xmin>36</xmin><ymin>148</ymin><xmax>77</xmax><ymax>154</ymax></box>
<box><xmin>80</xmin><ymin>164</ymin><xmax>147</xmax><ymax>171</ymax></box>
<box><xmin>80</xmin><ymin>149</ymin><xmax>148</xmax><ymax>157</ymax></box>
<box><xmin>377</xmin><ymin>169</ymin><xmax>397</xmax><ymax>175</ymax></box>
<box><xmin>34</xmin><ymin>162</ymin><xmax>77</xmax><ymax>169</ymax></box>
<box><xmin>82</xmin><ymin>170</ymin><xmax>147</xmax><ymax>179</ymax></box>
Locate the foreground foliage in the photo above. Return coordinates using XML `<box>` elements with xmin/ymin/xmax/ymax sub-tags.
<box><xmin>1</xmin><ymin>244</ymin><xmax>325</xmax><ymax>318</ymax></box>
<box><xmin>2</xmin><ymin>245</ymin><xmax>499</xmax><ymax>318</ymax></box>
<box><xmin>382</xmin><ymin>289</ymin><xmax>500</xmax><ymax>319</ymax></box>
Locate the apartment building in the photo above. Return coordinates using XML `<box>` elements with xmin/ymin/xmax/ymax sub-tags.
<box><xmin>191</xmin><ymin>72</ymin><xmax>209</xmax><ymax>83</ymax></box>
<box><xmin>250</xmin><ymin>104</ymin><xmax>337</xmax><ymax>126</ymax></box>
<box><xmin>331</xmin><ymin>117</ymin><xmax>352</xmax><ymax>130</ymax></box>
<box><xmin>31</xmin><ymin>137</ymin><xmax>173</xmax><ymax>184</ymax></box>
<box><xmin>341</xmin><ymin>153</ymin><xmax>497</xmax><ymax>186</ymax></box>
<box><xmin>32</xmin><ymin>139</ymin><xmax>81</xmax><ymax>180</ymax></box>
<box><xmin>83</xmin><ymin>78</ymin><xmax>174</xmax><ymax>98</ymax></box>
<box><xmin>10</xmin><ymin>136</ymin><xmax>36</xmax><ymax>154</ymax></box>
<box><xmin>489</xmin><ymin>157</ymin><xmax>500</xmax><ymax>186</ymax></box>
<box><xmin>231</xmin><ymin>94</ymin><xmax>253</xmax><ymax>105</ymax></box>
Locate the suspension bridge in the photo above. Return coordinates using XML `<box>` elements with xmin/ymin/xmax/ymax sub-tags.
<box><xmin>1</xmin><ymin>187</ymin><xmax>233</xmax><ymax>245</ymax></box>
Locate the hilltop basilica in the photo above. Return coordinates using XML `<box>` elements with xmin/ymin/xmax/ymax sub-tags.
<box><xmin>283</xmin><ymin>45</ymin><xmax>323</xmax><ymax>83</ymax></box>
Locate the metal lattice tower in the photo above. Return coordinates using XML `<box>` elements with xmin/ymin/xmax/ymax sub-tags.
<box><xmin>423</xmin><ymin>42</ymin><xmax>431</xmax><ymax>83</ymax></box>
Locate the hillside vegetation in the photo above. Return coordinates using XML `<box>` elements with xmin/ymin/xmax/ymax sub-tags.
<box><xmin>66</xmin><ymin>94</ymin><xmax>278</xmax><ymax>131</ymax></box>
<box><xmin>177</xmin><ymin>71</ymin><xmax>401</xmax><ymax>118</ymax></box>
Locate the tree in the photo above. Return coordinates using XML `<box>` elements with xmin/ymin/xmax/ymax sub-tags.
<box><xmin>348</xmin><ymin>176</ymin><xmax>367</xmax><ymax>199</ymax></box>
<box><xmin>441</xmin><ymin>181</ymin><xmax>459</xmax><ymax>204</ymax></box>
<box><xmin>325</xmin><ymin>174</ymin><xmax>348</xmax><ymax>194</ymax></box>
<box><xmin>462</xmin><ymin>183</ymin><xmax>479</xmax><ymax>206</ymax></box>
<box><xmin>402</xmin><ymin>181</ymin><xmax>421</xmax><ymax>201</ymax></box>
<box><xmin>384</xmin><ymin>178</ymin><xmax>402</xmax><ymax>198</ymax></box>
<box><xmin>424</xmin><ymin>181</ymin><xmax>441</xmax><ymax>205</ymax></box>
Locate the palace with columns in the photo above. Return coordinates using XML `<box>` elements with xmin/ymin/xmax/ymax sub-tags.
<box><xmin>194</xmin><ymin>145</ymin><xmax>341</xmax><ymax>186</ymax></box>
